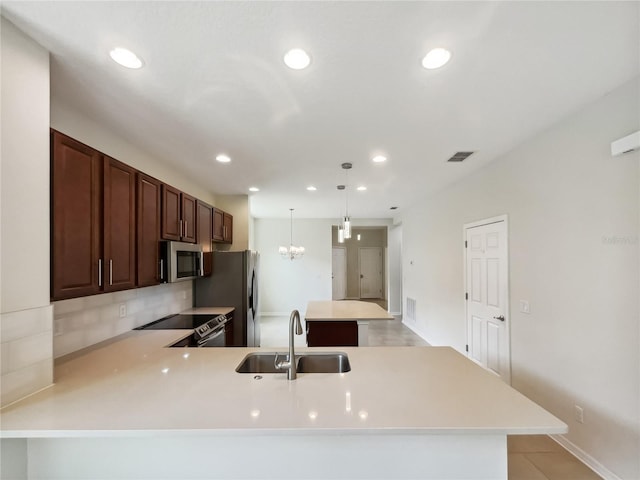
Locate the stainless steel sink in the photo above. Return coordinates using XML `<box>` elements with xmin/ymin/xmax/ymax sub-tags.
<box><xmin>235</xmin><ymin>352</ymin><xmax>284</xmax><ymax>373</ymax></box>
<box><xmin>236</xmin><ymin>352</ymin><xmax>350</xmax><ymax>374</ymax></box>
<box><xmin>296</xmin><ymin>352</ymin><xmax>351</xmax><ymax>373</ymax></box>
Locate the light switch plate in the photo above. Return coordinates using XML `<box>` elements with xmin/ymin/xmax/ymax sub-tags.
<box><xmin>519</xmin><ymin>300</ymin><xmax>531</xmax><ymax>314</ymax></box>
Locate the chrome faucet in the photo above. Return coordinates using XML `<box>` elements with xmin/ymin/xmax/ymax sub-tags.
<box><xmin>275</xmin><ymin>309</ymin><xmax>303</xmax><ymax>380</ymax></box>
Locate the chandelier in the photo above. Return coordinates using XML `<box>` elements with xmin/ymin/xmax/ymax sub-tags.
<box><xmin>279</xmin><ymin>208</ymin><xmax>305</xmax><ymax>260</ymax></box>
<box><xmin>337</xmin><ymin>162</ymin><xmax>352</xmax><ymax>243</ymax></box>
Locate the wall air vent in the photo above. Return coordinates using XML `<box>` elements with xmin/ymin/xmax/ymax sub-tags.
<box><xmin>447</xmin><ymin>151</ymin><xmax>474</xmax><ymax>162</ymax></box>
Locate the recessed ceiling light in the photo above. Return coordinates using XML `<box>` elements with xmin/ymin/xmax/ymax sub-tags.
<box><xmin>284</xmin><ymin>49</ymin><xmax>311</xmax><ymax>70</ymax></box>
<box><xmin>249</xmin><ymin>187</ymin><xmax>259</xmax><ymax>192</ymax></box>
<box><xmin>357</xmin><ymin>186</ymin><xmax>367</xmax><ymax>191</ymax></box>
<box><xmin>422</xmin><ymin>48</ymin><xmax>451</xmax><ymax>70</ymax></box>
<box><xmin>306</xmin><ymin>186</ymin><xmax>317</xmax><ymax>191</ymax></box>
<box><xmin>372</xmin><ymin>155</ymin><xmax>387</xmax><ymax>163</ymax></box>
<box><xmin>109</xmin><ymin>47</ymin><xmax>143</xmax><ymax>69</ymax></box>
<box><xmin>215</xmin><ymin>154</ymin><xmax>231</xmax><ymax>163</ymax></box>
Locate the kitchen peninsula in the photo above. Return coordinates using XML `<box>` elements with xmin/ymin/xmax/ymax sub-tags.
<box><xmin>0</xmin><ymin>329</ymin><xmax>566</xmax><ymax>479</ymax></box>
<box><xmin>305</xmin><ymin>300</ymin><xmax>393</xmax><ymax>346</ymax></box>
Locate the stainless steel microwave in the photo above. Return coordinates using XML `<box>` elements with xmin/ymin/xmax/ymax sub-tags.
<box><xmin>160</xmin><ymin>241</ymin><xmax>204</xmax><ymax>283</ymax></box>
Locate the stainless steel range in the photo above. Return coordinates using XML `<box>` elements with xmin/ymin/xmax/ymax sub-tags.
<box><xmin>135</xmin><ymin>313</ymin><xmax>233</xmax><ymax>347</ymax></box>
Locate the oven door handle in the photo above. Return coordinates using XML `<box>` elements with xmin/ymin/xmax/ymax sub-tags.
<box><xmin>196</xmin><ymin>325</ymin><xmax>225</xmax><ymax>346</ymax></box>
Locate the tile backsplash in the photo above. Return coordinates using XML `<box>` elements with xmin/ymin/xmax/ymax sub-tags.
<box><xmin>0</xmin><ymin>305</ymin><xmax>53</xmax><ymax>407</ymax></box>
<box><xmin>53</xmin><ymin>282</ymin><xmax>192</xmax><ymax>358</ymax></box>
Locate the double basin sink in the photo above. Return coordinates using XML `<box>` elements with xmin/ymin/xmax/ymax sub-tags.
<box><xmin>236</xmin><ymin>352</ymin><xmax>351</xmax><ymax>374</ymax></box>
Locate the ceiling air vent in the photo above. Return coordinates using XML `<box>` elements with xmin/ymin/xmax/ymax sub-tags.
<box><xmin>447</xmin><ymin>151</ymin><xmax>474</xmax><ymax>162</ymax></box>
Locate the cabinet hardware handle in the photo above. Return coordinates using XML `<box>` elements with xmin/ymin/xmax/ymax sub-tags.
<box><xmin>180</xmin><ymin>220</ymin><xmax>183</xmax><ymax>238</ymax></box>
<box><xmin>98</xmin><ymin>259</ymin><xmax>103</xmax><ymax>287</ymax></box>
<box><xmin>109</xmin><ymin>259</ymin><xmax>113</xmax><ymax>286</ymax></box>
<box><xmin>185</xmin><ymin>221</ymin><xmax>188</xmax><ymax>238</ymax></box>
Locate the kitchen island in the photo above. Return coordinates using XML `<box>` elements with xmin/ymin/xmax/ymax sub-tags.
<box><xmin>0</xmin><ymin>329</ymin><xmax>566</xmax><ymax>479</ymax></box>
<box><xmin>305</xmin><ymin>300</ymin><xmax>393</xmax><ymax>346</ymax></box>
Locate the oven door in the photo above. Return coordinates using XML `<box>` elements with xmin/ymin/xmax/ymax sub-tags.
<box><xmin>197</xmin><ymin>325</ymin><xmax>227</xmax><ymax>347</ymax></box>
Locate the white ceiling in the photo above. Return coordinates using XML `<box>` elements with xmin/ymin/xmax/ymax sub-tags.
<box><xmin>2</xmin><ymin>1</ymin><xmax>638</xmax><ymax>219</ymax></box>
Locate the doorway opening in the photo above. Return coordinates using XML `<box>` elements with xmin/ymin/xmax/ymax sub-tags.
<box><xmin>331</xmin><ymin>226</ymin><xmax>388</xmax><ymax>310</ymax></box>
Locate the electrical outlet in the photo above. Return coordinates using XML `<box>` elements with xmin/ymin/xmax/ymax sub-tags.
<box><xmin>119</xmin><ymin>304</ymin><xmax>127</xmax><ymax>318</ymax></box>
<box><xmin>182</xmin><ymin>291</ymin><xmax>187</xmax><ymax>300</ymax></box>
<box><xmin>519</xmin><ymin>300</ymin><xmax>531</xmax><ymax>314</ymax></box>
<box><xmin>574</xmin><ymin>405</ymin><xmax>584</xmax><ymax>424</ymax></box>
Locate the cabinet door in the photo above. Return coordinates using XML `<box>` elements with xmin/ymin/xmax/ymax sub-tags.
<box><xmin>51</xmin><ymin>131</ymin><xmax>102</xmax><ymax>300</ymax></box>
<box><xmin>181</xmin><ymin>193</ymin><xmax>196</xmax><ymax>243</ymax></box>
<box><xmin>306</xmin><ymin>321</ymin><xmax>359</xmax><ymax>347</ymax></box>
<box><xmin>161</xmin><ymin>184</ymin><xmax>181</xmax><ymax>241</ymax></box>
<box><xmin>137</xmin><ymin>173</ymin><xmax>161</xmax><ymax>287</ymax></box>
<box><xmin>212</xmin><ymin>208</ymin><xmax>224</xmax><ymax>242</ymax></box>
<box><xmin>103</xmin><ymin>156</ymin><xmax>136</xmax><ymax>292</ymax></box>
<box><xmin>196</xmin><ymin>200</ymin><xmax>213</xmax><ymax>276</ymax></box>
<box><xmin>223</xmin><ymin>212</ymin><xmax>233</xmax><ymax>244</ymax></box>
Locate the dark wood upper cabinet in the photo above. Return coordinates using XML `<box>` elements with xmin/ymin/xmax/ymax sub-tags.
<box><xmin>137</xmin><ymin>173</ymin><xmax>162</xmax><ymax>287</ymax></box>
<box><xmin>51</xmin><ymin>130</ymin><xmax>219</xmax><ymax>300</ymax></box>
<box><xmin>196</xmin><ymin>200</ymin><xmax>213</xmax><ymax>276</ymax></box>
<box><xmin>212</xmin><ymin>208</ymin><xmax>224</xmax><ymax>242</ymax></box>
<box><xmin>51</xmin><ymin>131</ymin><xmax>102</xmax><ymax>300</ymax></box>
<box><xmin>161</xmin><ymin>185</ymin><xmax>196</xmax><ymax>243</ymax></box>
<box><xmin>212</xmin><ymin>207</ymin><xmax>233</xmax><ymax>244</ymax></box>
<box><xmin>103</xmin><ymin>156</ymin><xmax>136</xmax><ymax>292</ymax></box>
<box><xmin>223</xmin><ymin>212</ymin><xmax>233</xmax><ymax>244</ymax></box>
<box><xmin>161</xmin><ymin>184</ymin><xmax>181</xmax><ymax>241</ymax></box>
<box><xmin>181</xmin><ymin>193</ymin><xmax>196</xmax><ymax>243</ymax></box>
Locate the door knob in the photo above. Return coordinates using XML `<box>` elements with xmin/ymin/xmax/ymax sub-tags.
<box><xmin>493</xmin><ymin>315</ymin><xmax>505</xmax><ymax>322</ymax></box>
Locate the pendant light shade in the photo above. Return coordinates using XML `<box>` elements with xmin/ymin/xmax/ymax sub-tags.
<box><xmin>279</xmin><ymin>209</ymin><xmax>304</xmax><ymax>260</ymax></box>
<box><xmin>343</xmin><ymin>216</ymin><xmax>351</xmax><ymax>239</ymax></box>
<box><xmin>338</xmin><ymin>226</ymin><xmax>345</xmax><ymax>243</ymax></box>
<box><xmin>338</xmin><ymin>162</ymin><xmax>353</xmax><ymax>240</ymax></box>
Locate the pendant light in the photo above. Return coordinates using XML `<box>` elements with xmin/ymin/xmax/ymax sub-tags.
<box><xmin>337</xmin><ymin>184</ymin><xmax>346</xmax><ymax>243</ymax></box>
<box><xmin>279</xmin><ymin>208</ymin><xmax>304</xmax><ymax>260</ymax></box>
<box><xmin>341</xmin><ymin>163</ymin><xmax>352</xmax><ymax>239</ymax></box>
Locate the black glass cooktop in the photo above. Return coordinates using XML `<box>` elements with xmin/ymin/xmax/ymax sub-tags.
<box><xmin>135</xmin><ymin>314</ymin><xmax>217</xmax><ymax>330</ymax></box>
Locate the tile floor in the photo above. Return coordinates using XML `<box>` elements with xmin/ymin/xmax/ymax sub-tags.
<box><xmin>259</xmin><ymin>307</ymin><xmax>602</xmax><ymax>480</ymax></box>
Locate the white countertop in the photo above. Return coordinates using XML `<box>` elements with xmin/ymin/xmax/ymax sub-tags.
<box><xmin>305</xmin><ymin>300</ymin><xmax>393</xmax><ymax>321</ymax></box>
<box><xmin>0</xmin><ymin>330</ymin><xmax>566</xmax><ymax>438</ymax></box>
<box><xmin>180</xmin><ymin>307</ymin><xmax>235</xmax><ymax>316</ymax></box>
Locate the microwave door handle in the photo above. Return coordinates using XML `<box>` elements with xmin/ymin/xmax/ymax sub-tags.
<box><xmin>199</xmin><ymin>252</ymin><xmax>204</xmax><ymax>276</ymax></box>
<box><xmin>159</xmin><ymin>259</ymin><xmax>164</xmax><ymax>281</ymax></box>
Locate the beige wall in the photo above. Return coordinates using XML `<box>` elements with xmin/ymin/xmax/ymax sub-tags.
<box><xmin>402</xmin><ymin>78</ymin><xmax>639</xmax><ymax>479</ymax></box>
<box><xmin>0</xmin><ymin>17</ymin><xmax>53</xmax><ymax>407</ymax></box>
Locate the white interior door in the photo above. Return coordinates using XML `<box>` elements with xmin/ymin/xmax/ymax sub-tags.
<box><xmin>332</xmin><ymin>247</ymin><xmax>346</xmax><ymax>300</ymax></box>
<box><xmin>465</xmin><ymin>219</ymin><xmax>510</xmax><ymax>383</ymax></box>
<box><xmin>359</xmin><ymin>247</ymin><xmax>383</xmax><ymax>299</ymax></box>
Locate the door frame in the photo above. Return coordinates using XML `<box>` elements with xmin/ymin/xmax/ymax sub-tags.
<box><xmin>463</xmin><ymin>214</ymin><xmax>511</xmax><ymax>384</ymax></box>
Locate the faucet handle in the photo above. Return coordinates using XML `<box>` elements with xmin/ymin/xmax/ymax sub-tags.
<box><xmin>274</xmin><ymin>352</ymin><xmax>282</xmax><ymax>369</ymax></box>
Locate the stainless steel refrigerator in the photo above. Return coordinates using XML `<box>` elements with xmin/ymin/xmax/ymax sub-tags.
<box><xmin>193</xmin><ymin>250</ymin><xmax>260</xmax><ymax>347</ymax></box>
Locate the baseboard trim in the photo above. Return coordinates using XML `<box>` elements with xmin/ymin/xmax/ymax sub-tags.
<box><xmin>389</xmin><ymin>311</ymin><xmax>401</xmax><ymax>316</ymax></box>
<box><xmin>550</xmin><ymin>434</ymin><xmax>621</xmax><ymax>480</ymax></box>
<box><xmin>402</xmin><ymin>320</ymin><xmax>430</xmax><ymax>345</ymax></box>
<box><xmin>259</xmin><ymin>312</ymin><xmax>292</xmax><ymax>317</ymax></box>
